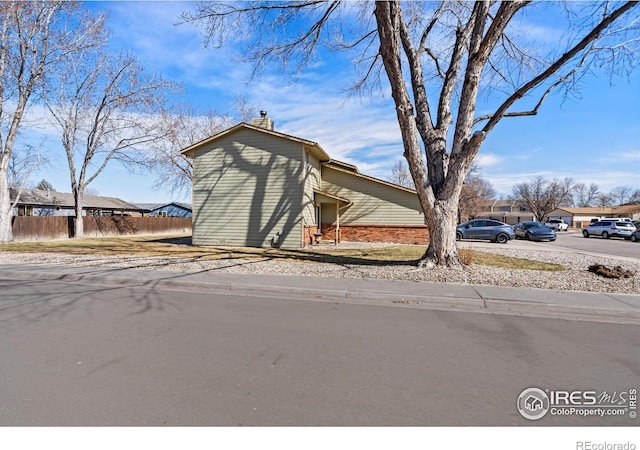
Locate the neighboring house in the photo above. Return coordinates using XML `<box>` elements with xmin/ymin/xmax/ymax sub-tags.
<box><xmin>10</xmin><ymin>187</ymin><xmax>145</xmax><ymax>217</ymax></box>
<box><xmin>136</xmin><ymin>202</ymin><xmax>192</xmax><ymax>217</ymax></box>
<box><xmin>548</xmin><ymin>205</ymin><xmax>640</xmax><ymax>228</ymax></box>
<box><xmin>475</xmin><ymin>200</ymin><xmax>535</xmax><ymax>225</ymax></box>
<box><xmin>181</xmin><ymin>113</ymin><xmax>425</xmax><ymax>248</ymax></box>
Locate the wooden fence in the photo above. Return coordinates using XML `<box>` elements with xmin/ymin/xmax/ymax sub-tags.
<box><xmin>11</xmin><ymin>216</ymin><xmax>192</xmax><ymax>242</ymax></box>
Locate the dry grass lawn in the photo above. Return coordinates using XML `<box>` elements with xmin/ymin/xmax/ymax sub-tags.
<box><xmin>0</xmin><ymin>234</ymin><xmax>565</xmax><ymax>271</ymax></box>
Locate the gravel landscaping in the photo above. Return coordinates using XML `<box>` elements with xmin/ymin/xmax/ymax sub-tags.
<box><xmin>1</xmin><ymin>242</ymin><xmax>639</xmax><ymax>294</ymax></box>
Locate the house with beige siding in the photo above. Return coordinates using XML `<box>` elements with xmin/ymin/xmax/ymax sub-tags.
<box><xmin>181</xmin><ymin>113</ymin><xmax>426</xmax><ymax>248</ymax></box>
<box><xmin>548</xmin><ymin>205</ymin><xmax>640</xmax><ymax>228</ymax></box>
<box><xmin>475</xmin><ymin>200</ymin><xmax>535</xmax><ymax>225</ymax></box>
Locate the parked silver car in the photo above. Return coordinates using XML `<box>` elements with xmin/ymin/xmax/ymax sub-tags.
<box><xmin>582</xmin><ymin>220</ymin><xmax>635</xmax><ymax>239</ymax></box>
<box><xmin>456</xmin><ymin>219</ymin><xmax>515</xmax><ymax>244</ymax></box>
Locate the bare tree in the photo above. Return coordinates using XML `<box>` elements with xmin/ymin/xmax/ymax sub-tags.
<box><xmin>573</xmin><ymin>182</ymin><xmax>600</xmax><ymax>207</ymax></box>
<box><xmin>629</xmin><ymin>189</ymin><xmax>640</xmax><ymax>204</ymax></box>
<box><xmin>610</xmin><ymin>185</ymin><xmax>634</xmax><ymax>205</ymax></box>
<box><xmin>233</xmin><ymin>95</ymin><xmax>258</xmax><ymax>123</ymax></box>
<box><xmin>387</xmin><ymin>160</ymin><xmax>413</xmax><ymax>188</ymax></box>
<box><xmin>7</xmin><ymin>146</ymin><xmax>46</xmax><ymax>189</ymax></box>
<box><xmin>6</xmin><ymin>145</ymin><xmax>47</xmax><ymax>216</ymax></box>
<box><xmin>46</xmin><ymin>48</ymin><xmax>175</xmax><ymax>238</ymax></box>
<box><xmin>458</xmin><ymin>163</ymin><xmax>495</xmax><ymax>222</ymax></box>
<box><xmin>596</xmin><ymin>192</ymin><xmax>614</xmax><ymax>208</ymax></box>
<box><xmin>512</xmin><ymin>176</ymin><xmax>574</xmax><ymax>222</ymax></box>
<box><xmin>0</xmin><ymin>1</ymin><xmax>104</xmax><ymax>241</ymax></box>
<box><xmin>183</xmin><ymin>1</ymin><xmax>640</xmax><ymax>267</ymax></box>
<box><xmin>147</xmin><ymin>99</ymin><xmax>256</xmax><ymax>196</ymax></box>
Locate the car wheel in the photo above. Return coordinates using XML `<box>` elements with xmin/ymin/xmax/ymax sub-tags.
<box><xmin>495</xmin><ymin>233</ymin><xmax>509</xmax><ymax>244</ymax></box>
<box><xmin>525</xmin><ymin>232</ymin><xmax>531</xmax><ymax>241</ymax></box>
<box><xmin>456</xmin><ymin>232</ymin><xmax>463</xmax><ymax>241</ymax></box>
<box><xmin>632</xmin><ymin>235</ymin><xmax>638</xmax><ymax>242</ymax></box>
<box><xmin>583</xmin><ymin>230</ymin><xmax>589</xmax><ymax>238</ymax></box>
<box><xmin>602</xmin><ymin>231</ymin><xmax>609</xmax><ymax>239</ymax></box>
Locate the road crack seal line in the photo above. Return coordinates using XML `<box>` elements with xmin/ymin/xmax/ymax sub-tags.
<box><xmin>602</xmin><ymin>293</ymin><xmax>640</xmax><ymax>310</ymax></box>
<box><xmin>471</xmin><ymin>286</ymin><xmax>488</xmax><ymax>309</ymax></box>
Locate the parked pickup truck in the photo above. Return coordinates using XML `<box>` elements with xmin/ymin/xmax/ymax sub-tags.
<box><xmin>545</xmin><ymin>219</ymin><xmax>569</xmax><ymax>231</ymax></box>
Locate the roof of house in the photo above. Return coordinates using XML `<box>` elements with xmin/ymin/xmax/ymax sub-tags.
<box><xmin>312</xmin><ymin>188</ymin><xmax>352</xmax><ymax>206</ymax></box>
<box><xmin>551</xmin><ymin>205</ymin><xmax>640</xmax><ymax>215</ymax></box>
<box><xmin>180</xmin><ymin>122</ymin><xmax>331</xmax><ymax>162</ymax></box>
<box><xmin>322</xmin><ymin>160</ymin><xmax>417</xmax><ymax>194</ymax></box>
<box><xmin>180</xmin><ymin>121</ymin><xmax>417</xmax><ymax>195</ymax></box>
<box><xmin>476</xmin><ymin>211</ymin><xmax>535</xmax><ymax>218</ymax></box>
<box><xmin>135</xmin><ymin>202</ymin><xmax>192</xmax><ymax>212</ymax></box>
<box><xmin>484</xmin><ymin>200</ymin><xmax>519</xmax><ymax>208</ymax></box>
<box><xmin>10</xmin><ymin>188</ymin><xmax>142</xmax><ymax>211</ymax></box>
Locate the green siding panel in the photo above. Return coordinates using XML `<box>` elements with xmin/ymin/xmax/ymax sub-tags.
<box><xmin>320</xmin><ymin>167</ymin><xmax>424</xmax><ymax>225</ymax></box>
<box><xmin>192</xmin><ymin>128</ymin><xmax>304</xmax><ymax>248</ymax></box>
<box><xmin>302</xmin><ymin>151</ymin><xmax>322</xmax><ymax>226</ymax></box>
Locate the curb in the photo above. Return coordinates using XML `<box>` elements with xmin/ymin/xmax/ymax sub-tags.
<box><xmin>2</xmin><ymin>267</ymin><xmax>639</xmax><ymax>325</ymax></box>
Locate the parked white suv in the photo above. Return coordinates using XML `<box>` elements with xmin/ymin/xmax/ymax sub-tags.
<box><xmin>583</xmin><ymin>220</ymin><xmax>635</xmax><ymax>239</ymax></box>
<box><xmin>545</xmin><ymin>219</ymin><xmax>569</xmax><ymax>231</ymax></box>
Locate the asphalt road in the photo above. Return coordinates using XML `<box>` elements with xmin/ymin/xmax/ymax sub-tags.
<box><xmin>549</xmin><ymin>230</ymin><xmax>640</xmax><ymax>259</ymax></box>
<box><xmin>460</xmin><ymin>230</ymin><xmax>640</xmax><ymax>260</ymax></box>
<box><xmin>1</xmin><ymin>277</ymin><xmax>638</xmax><ymax>426</ymax></box>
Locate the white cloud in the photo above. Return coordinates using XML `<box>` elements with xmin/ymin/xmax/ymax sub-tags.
<box><xmin>621</xmin><ymin>151</ymin><xmax>640</xmax><ymax>160</ymax></box>
<box><xmin>475</xmin><ymin>153</ymin><xmax>503</xmax><ymax>168</ymax></box>
<box><xmin>239</xmin><ymin>73</ymin><xmax>404</xmax><ymax>180</ymax></box>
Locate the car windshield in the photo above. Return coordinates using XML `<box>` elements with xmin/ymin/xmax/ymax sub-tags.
<box><xmin>524</xmin><ymin>222</ymin><xmax>543</xmax><ymax>229</ymax></box>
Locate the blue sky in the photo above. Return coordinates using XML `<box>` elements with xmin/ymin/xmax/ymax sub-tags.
<box><xmin>21</xmin><ymin>1</ymin><xmax>640</xmax><ymax>203</ymax></box>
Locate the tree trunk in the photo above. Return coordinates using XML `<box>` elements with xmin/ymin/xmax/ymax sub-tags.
<box><xmin>419</xmin><ymin>199</ymin><xmax>462</xmax><ymax>268</ymax></box>
<box><xmin>0</xmin><ymin>166</ymin><xmax>12</xmax><ymax>242</ymax></box>
<box><xmin>74</xmin><ymin>191</ymin><xmax>84</xmax><ymax>238</ymax></box>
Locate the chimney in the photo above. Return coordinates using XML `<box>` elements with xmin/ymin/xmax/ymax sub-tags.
<box><xmin>251</xmin><ymin>110</ymin><xmax>274</xmax><ymax>131</ymax></box>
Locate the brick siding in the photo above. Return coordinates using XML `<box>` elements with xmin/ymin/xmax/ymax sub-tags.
<box><xmin>318</xmin><ymin>224</ymin><xmax>429</xmax><ymax>245</ymax></box>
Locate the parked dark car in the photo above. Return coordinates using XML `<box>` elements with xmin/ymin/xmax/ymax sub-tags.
<box><xmin>582</xmin><ymin>220</ymin><xmax>635</xmax><ymax>239</ymax></box>
<box><xmin>514</xmin><ymin>221</ymin><xmax>557</xmax><ymax>241</ymax></box>
<box><xmin>456</xmin><ymin>219</ymin><xmax>515</xmax><ymax>244</ymax></box>
<box><xmin>631</xmin><ymin>230</ymin><xmax>640</xmax><ymax>242</ymax></box>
